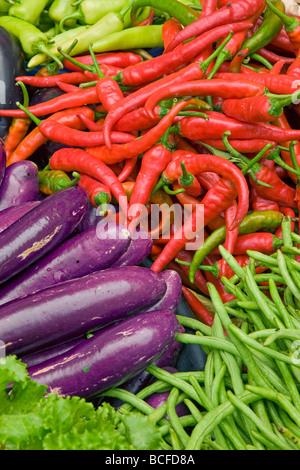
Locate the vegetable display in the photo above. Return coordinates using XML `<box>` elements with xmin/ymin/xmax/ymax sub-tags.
<box><xmin>1</xmin><ymin>0</ymin><xmax>300</xmax><ymax>452</ymax></box>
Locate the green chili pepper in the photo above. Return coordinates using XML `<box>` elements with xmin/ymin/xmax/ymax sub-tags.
<box><xmin>59</xmin><ymin>0</ymin><xmax>141</xmax><ymax>30</ymax></box>
<box><xmin>240</xmin><ymin>0</ymin><xmax>284</xmax><ymax>57</ymax></box>
<box><xmin>91</xmin><ymin>24</ymin><xmax>164</xmax><ymax>54</ymax></box>
<box><xmin>28</xmin><ymin>0</ymin><xmax>135</xmax><ymax>68</ymax></box>
<box><xmin>0</xmin><ymin>0</ymin><xmax>11</xmax><ymax>14</ymax></box>
<box><xmin>130</xmin><ymin>0</ymin><xmax>200</xmax><ymax>26</ymax></box>
<box><xmin>48</xmin><ymin>0</ymin><xmax>79</xmax><ymax>29</ymax></box>
<box><xmin>28</xmin><ymin>25</ymin><xmax>87</xmax><ymax>69</ymax></box>
<box><xmin>0</xmin><ymin>15</ymin><xmax>63</xmax><ymax>67</ymax></box>
<box><xmin>8</xmin><ymin>0</ymin><xmax>49</xmax><ymax>25</ymax></box>
<box><xmin>189</xmin><ymin>210</ymin><xmax>283</xmax><ymax>284</ymax></box>
<box><xmin>38</xmin><ymin>170</ymin><xmax>81</xmax><ymax>195</ymax></box>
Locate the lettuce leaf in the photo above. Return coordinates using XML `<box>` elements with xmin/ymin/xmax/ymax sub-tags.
<box><xmin>0</xmin><ymin>356</ymin><xmax>166</xmax><ymax>450</ymax></box>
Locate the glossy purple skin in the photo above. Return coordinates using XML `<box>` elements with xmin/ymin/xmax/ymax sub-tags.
<box><xmin>0</xmin><ymin>186</ymin><xmax>89</xmax><ymax>285</ymax></box>
<box><xmin>0</xmin><ymin>201</ymin><xmax>40</xmax><ymax>234</ymax></box>
<box><xmin>28</xmin><ymin>309</ymin><xmax>179</xmax><ymax>398</ymax></box>
<box><xmin>112</xmin><ymin>231</ymin><xmax>153</xmax><ymax>267</ymax></box>
<box><xmin>103</xmin><ymin>325</ymin><xmax>185</xmax><ymax>409</ymax></box>
<box><xmin>21</xmin><ymin>336</ymin><xmax>84</xmax><ymax>369</ymax></box>
<box><xmin>0</xmin><ymin>141</ymin><xmax>6</xmax><ymax>187</ymax></box>
<box><xmin>0</xmin><ymin>222</ymin><xmax>131</xmax><ymax>306</ymax></box>
<box><xmin>0</xmin><ymin>266</ymin><xmax>167</xmax><ymax>356</ymax></box>
<box><xmin>0</xmin><ymin>161</ymin><xmax>39</xmax><ymax>211</ymax></box>
<box><xmin>146</xmin><ymin>270</ymin><xmax>182</xmax><ymax>313</ymax></box>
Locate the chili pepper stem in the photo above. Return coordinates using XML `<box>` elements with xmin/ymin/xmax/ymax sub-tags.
<box><xmin>16</xmin><ymin>102</ymin><xmax>42</xmax><ymax>127</ymax></box>
<box><xmin>265</xmin><ymin>0</ymin><xmax>299</xmax><ymax>33</ymax></box>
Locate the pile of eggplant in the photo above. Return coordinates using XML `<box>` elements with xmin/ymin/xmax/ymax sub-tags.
<box><xmin>0</xmin><ymin>139</ymin><xmax>182</xmax><ymax>399</ymax></box>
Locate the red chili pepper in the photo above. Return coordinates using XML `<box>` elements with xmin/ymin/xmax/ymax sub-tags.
<box><xmin>219</xmin><ymin>200</ymin><xmax>239</xmax><ymax>277</ymax></box>
<box><xmin>151</xmin><ymin>176</ymin><xmax>244</xmax><ymax>274</ymax></box>
<box><xmin>250</xmin><ymin>187</ymin><xmax>280</xmax><ymax>212</ymax></box>
<box><xmin>87</xmin><ymin>99</ymin><xmax>197</xmax><ymax>164</ymax></box>
<box><xmin>200</xmin><ymin>138</ymin><xmax>277</xmax><ymax>154</ymax></box>
<box><xmin>49</xmin><ymin>148</ymin><xmax>128</xmax><ymax>216</ymax></box>
<box><xmin>221</xmin><ymin>95</ymin><xmax>292</xmax><ymax>123</ymax></box>
<box><xmin>176</xmin><ymin>250</ymin><xmax>210</xmax><ymax>296</ymax></box>
<box><xmin>144</xmin><ymin>78</ymin><xmax>265</xmax><ymax>119</ymax></box>
<box><xmin>182</xmin><ymin>285</ymin><xmax>215</xmax><ymax>327</ymax></box>
<box><xmin>229</xmin><ymin>48</ymin><xmax>249</xmax><ymax>73</ymax></box>
<box><xmin>129</xmin><ymin>141</ymin><xmax>172</xmax><ymax>215</ymax></box>
<box><xmin>161</xmin><ymin>154</ymin><xmax>248</xmax><ymax>228</ymax></box>
<box><xmin>7</xmin><ymin>106</ymin><xmax>95</xmax><ymax>166</ymax></box>
<box><xmin>256</xmin><ymin>47</ymin><xmax>295</xmax><ymax>65</ymax></box>
<box><xmin>265</xmin><ymin>0</ymin><xmax>300</xmax><ymax>52</ymax></box>
<box><xmin>165</xmin><ymin>0</ymin><xmax>265</xmax><ymax>52</ymax></box>
<box><xmin>202</xmin><ymin>256</ymin><xmax>236</xmax><ymax>303</ymax></box>
<box><xmin>275</xmin><ymin>206</ymin><xmax>296</xmax><ymax>238</ymax></box>
<box><xmin>214</xmin><ymin>71</ymin><xmax>300</xmax><ymax>95</ymax></box>
<box><xmin>114</xmin><ymin>21</ymin><xmax>252</xmax><ymax>88</ymax></box>
<box><xmin>172</xmin><ymin>181</ymin><xmax>202</xmax><ymax>210</ymax></box>
<box><xmin>102</xmin><ymin>40</ymin><xmax>228</xmax><ymax>148</ymax></box>
<box><xmin>0</xmin><ymin>86</ymin><xmax>99</xmax><ymax>118</ymax></box>
<box><xmin>63</xmin><ymin>52</ymin><xmax>143</xmax><ymax>72</ymax></box>
<box><xmin>136</xmin><ymin>8</ymin><xmax>155</xmax><ymax>26</ymax></box>
<box><xmin>78</xmin><ymin>173</ymin><xmax>111</xmax><ymax>208</ymax></box>
<box><xmin>15</xmin><ymin>72</ymin><xmax>91</xmax><ymax>88</ymax></box>
<box><xmin>95</xmin><ymin>77</ymin><xmax>124</xmax><ymax>112</ymax></box>
<box><xmin>56</xmin><ymin>81</ymin><xmax>80</xmax><ymax>93</ymax></box>
<box><xmin>4</xmin><ymin>116</ymin><xmax>31</xmax><ymax>160</ymax></box>
<box><xmin>177</xmin><ymin>161</ymin><xmax>203</xmax><ymax>198</ymax></box>
<box><xmin>212</xmin><ymin>232</ymin><xmax>284</xmax><ymax>256</ymax></box>
<box><xmin>273</xmin><ymin>113</ymin><xmax>300</xmax><ymax>185</ymax></box>
<box><xmin>172</xmin><ymin>111</ymin><xmax>300</xmax><ymax>143</ymax></box>
<box><xmin>162</xmin><ymin>17</ymin><xmax>182</xmax><ymax>52</ymax></box>
<box><xmin>117</xmin><ymin>157</ymin><xmax>138</xmax><ymax>183</ymax></box>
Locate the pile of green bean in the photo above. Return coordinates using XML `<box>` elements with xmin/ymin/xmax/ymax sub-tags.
<box><xmin>102</xmin><ymin>217</ymin><xmax>300</xmax><ymax>450</ymax></box>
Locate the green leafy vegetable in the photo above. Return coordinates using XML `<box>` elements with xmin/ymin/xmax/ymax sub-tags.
<box><xmin>0</xmin><ymin>355</ymin><xmax>166</xmax><ymax>450</ymax></box>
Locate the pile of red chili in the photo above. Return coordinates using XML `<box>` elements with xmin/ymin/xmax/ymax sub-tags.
<box><xmin>2</xmin><ymin>0</ymin><xmax>300</xmax><ymax>327</ymax></box>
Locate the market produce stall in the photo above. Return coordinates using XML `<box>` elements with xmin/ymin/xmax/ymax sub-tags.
<box><xmin>1</xmin><ymin>0</ymin><xmax>300</xmax><ymax>452</ymax></box>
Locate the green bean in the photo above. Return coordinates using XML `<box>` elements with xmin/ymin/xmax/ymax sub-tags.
<box><xmin>146</xmin><ymin>365</ymin><xmax>205</xmax><ymax>407</ymax></box>
<box><xmin>269</xmin><ymin>278</ymin><xmax>295</xmax><ymax>329</ymax></box>
<box><xmin>169</xmin><ymin>428</ymin><xmax>182</xmax><ymax>451</ymax></box>
<box><xmin>277</xmin><ymin>426</ymin><xmax>300</xmax><ymax>449</ymax></box>
<box><xmin>264</xmin><ymin>329</ymin><xmax>300</xmax><ymax>346</ymax></box>
<box><xmin>247</xmin><ymin>250</ymin><xmax>279</xmax><ymax>267</ymax></box>
<box><xmin>291</xmin><ymin>232</ymin><xmax>300</xmax><ymax>245</ymax></box>
<box><xmin>184</xmin><ymin>390</ymin><xmax>262</xmax><ymax>450</ymax></box>
<box><xmin>281</xmin><ymin>216</ymin><xmax>293</xmax><ymax>248</ymax></box>
<box><xmin>277</xmin><ymin>407</ymin><xmax>300</xmax><ymax>439</ymax></box>
<box><xmin>183</xmin><ymin>398</ymin><xmax>203</xmax><ymax>422</ymax></box>
<box><xmin>176</xmin><ymin>332</ymin><xmax>240</xmax><ymax>357</ymax></box>
<box><xmin>250</xmin><ymin>430</ymin><xmax>281</xmax><ymax>450</ymax></box>
<box><xmin>176</xmin><ymin>315</ymin><xmax>212</xmax><ymax>336</ymax></box>
<box><xmin>211</xmin><ymin>364</ymin><xmax>227</xmax><ymax>407</ymax></box>
<box><xmin>218</xmin><ymin>245</ymin><xmax>246</xmax><ymax>278</ymax></box>
<box><xmin>204</xmin><ymin>351</ymin><xmax>215</xmax><ymax>400</ymax></box>
<box><xmin>166</xmin><ymin>388</ymin><xmax>190</xmax><ymax>447</ymax></box>
<box><xmin>246</xmin><ymin>385</ymin><xmax>300</xmax><ymax>427</ymax></box>
<box><xmin>189</xmin><ymin>375</ymin><xmax>247</xmax><ymax>450</ymax></box>
<box><xmin>247</xmin><ymin>371</ymin><xmax>274</xmax><ymax>435</ymax></box>
<box><xmin>244</xmin><ymin>266</ymin><xmax>277</xmax><ymax>327</ymax></box>
<box><xmin>159</xmin><ymin>415</ymin><xmax>197</xmax><ymax>437</ymax></box>
<box><xmin>207</xmin><ymin>283</ymin><xmax>272</xmax><ymax>389</ymax></box>
<box><xmin>277</xmin><ymin>250</ymin><xmax>300</xmax><ymax>301</ymax></box>
<box><xmin>102</xmin><ymin>388</ymin><xmax>158</xmax><ymax>416</ymax></box>
<box><xmin>284</xmin><ymin>286</ymin><xmax>296</xmax><ymax>309</ymax></box>
<box><xmin>228</xmin><ymin>323</ymin><xmax>300</xmax><ymax>369</ymax></box>
<box><xmin>226</xmin><ymin>391</ymin><xmax>293</xmax><ymax>450</ymax></box>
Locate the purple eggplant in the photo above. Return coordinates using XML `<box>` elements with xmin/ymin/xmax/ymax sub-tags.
<box><xmin>146</xmin><ymin>270</ymin><xmax>182</xmax><ymax>313</ymax></box>
<box><xmin>112</xmin><ymin>229</ymin><xmax>153</xmax><ymax>267</ymax></box>
<box><xmin>28</xmin><ymin>309</ymin><xmax>179</xmax><ymax>398</ymax></box>
<box><xmin>0</xmin><ymin>160</ymin><xmax>39</xmax><ymax>211</ymax></box>
<box><xmin>0</xmin><ymin>265</ymin><xmax>167</xmax><ymax>356</ymax></box>
<box><xmin>0</xmin><ymin>201</ymin><xmax>40</xmax><ymax>234</ymax></box>
<box><xmin>103</xmin><ymin>325</ymin><xmax>185</xmax><ymax>409</ymax></box>
<box><xmin>0</xmin><ymin>27</ymin><xmax>25</xmax><ymax>139</ymax></box>
<box><xmin>0</xmin><ymin>140</ymin><xmax>6</xmax><ymax>187</ymax></box>
<box><xmin>21</xmin><ymin>336</ymin><xmax>85</xmax><ymax>369</ymax></box>
<box><xmin>0</xmin><ymin>222</ymin><xmax>131</xmax><ymax>306</ymax></box>
<box><xmin>0</xmin><ymin>186</ymin><xmax>89</xmax><ymax>285</ymax></box>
